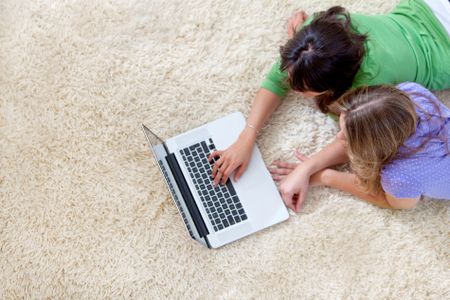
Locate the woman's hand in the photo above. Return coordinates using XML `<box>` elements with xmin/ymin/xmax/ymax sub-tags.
<box><xmin>208</xmin><ymin>129</ymin><xmax>256</xmax><ymax>186</ymax></box>
<box><xmin>287</xmin><ymin>10</ymin><xmax>309</xmax><ymax>39</ymax></box>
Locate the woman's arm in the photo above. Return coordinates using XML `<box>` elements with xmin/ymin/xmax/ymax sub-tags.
<box><xmin>209</xmin><ymin>88</ymin><xmax>281</xmax><ymax>185</ymax></box>
<box><xmin>246</xmin><ymin>88</ymin><xmax>282</xmax><ymax>134</ymax></box>
<box><xmin>319</xmin><ymin>169</ymin><xmax>420</xmax><ymax>209</ymax></box>
<box><xmin>288</xmin><ymin>11</ymin><xmax>309</xmax><ymax>38</ymax></box>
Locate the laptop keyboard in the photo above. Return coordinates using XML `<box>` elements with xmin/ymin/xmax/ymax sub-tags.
<box><xmin>180</xmin><ymin>138</ymin><xmax>248</xmax><ymax>232</ymax></box>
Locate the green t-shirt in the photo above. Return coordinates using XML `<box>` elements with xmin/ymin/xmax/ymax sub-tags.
<box><xmin>261</xmin><ymin>0</ymin><xmax>450</xmax><ymax>98</ymax></box>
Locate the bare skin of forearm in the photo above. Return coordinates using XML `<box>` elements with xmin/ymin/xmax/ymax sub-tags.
<box><xmin>322</xmin><ymin>170</ymin><xmax>392</xmax><ymax>208</ymax></box>
<box><xmin>240</xmin><ymin>88</ymin><xmax>282</xmax><ymax>142</ymax></box>
<box><xmin>300</xmin><ymin>139</ymin><xmax>349</xmax><ymax>175</ymax></box>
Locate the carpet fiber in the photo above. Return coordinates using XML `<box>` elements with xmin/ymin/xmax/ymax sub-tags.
<box><xmin>1</xmin><ymin>0</ymin><xmax>449</xmax><ymax>298</ymax></box>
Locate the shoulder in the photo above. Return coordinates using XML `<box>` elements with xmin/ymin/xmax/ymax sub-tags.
<box><xmin>396</xmin><ymin>82</ymin><xmax>430</xmax><ymax>108</ymax></box>
<box><xmin>396</xmin><ymin>82</ymin><xmax>449</xmax><ymax>117</ymax></box>
<box><xmin>396</xmin><ymin>82</ymin><xmax>450</xmax><ymax>127</ymax></box>
<box><xmin>380</xmin><ymin>161</ymin><xmax>422</xmax><ymax>199</ymax></box>
<box><xmin>396</xmin><ymin>81</ymin><xmax>432</xmax><ymax>97</ymax></box>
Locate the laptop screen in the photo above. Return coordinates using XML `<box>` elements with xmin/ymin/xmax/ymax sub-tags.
<box><xmin>141</xmin><ymin>124</ymin><xmax>164</xmax><ymax>147</ymax></box>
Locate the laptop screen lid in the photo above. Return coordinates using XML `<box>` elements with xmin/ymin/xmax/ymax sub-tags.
<box><xmin>141</xmin><ymin>124</ymin><xmax>210</xmax><ymax>247</ymax></box>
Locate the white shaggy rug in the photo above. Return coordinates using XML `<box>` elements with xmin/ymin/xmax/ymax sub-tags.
<box><xmin>1</xmin><ymin>0</ymin><xmax>449</xmax><ymax>298</ymax></box>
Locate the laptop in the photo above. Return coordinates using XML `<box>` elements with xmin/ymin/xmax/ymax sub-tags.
<box><xmin>141</xmin><ymin>112</ymin><xmax>289</xmax><ymax>248</ymax></box>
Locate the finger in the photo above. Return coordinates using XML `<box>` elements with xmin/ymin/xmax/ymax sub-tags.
<box><xmin>294</xmin><ymin>148</ymin><xmax>308</xmax><ymax>157</ymax></box>
<box><xmin>220</xmin><ymin>165</ymin><xmax>233</xmax><ymax>185</ymax></box>
<box><xmin>208</xmin><ymin>150</ymin><xmax>223</xmax><ymax>161</ymax></box>
<box><xmin>271</xmin><ymin>174</ymin><xmax>284</xmax><ymax>182</ymax></box>
<box><xmin>287</xmin><ymin>201</ymin><xmax>295</xmax><ymax>211</ymax></box>
<box><xmin>213</xmin><ymin>167</ymin><xmax>223</xmax><ymax>186</ymax></box>
<box><xmin>295</xmin><ymin>190</ymin><xmax>308</xmax><ymax>212</ymax></box>
<box><xmin>294</xmin><ymin>149</ymin><xmax>309</xmax><ymax>160</ymax></box>
<box><xmin>269</xmin><ymin>167</ymin><xmax>293</xmax><ymax>176</ymax></box>
<box><xmin>287</xmin><ymin>23</ymin><xmax>295</xmax><ymax>38</ymax></box>
<box><xmin>211</xmin><ymin>157</ymin><xmax>225</xmax><ymax>178</ymax></box>
<box><xmin>271</xmin><ymin>160</ymin><xmax>279</xmax><ymax>166</ymax></box>
<box><xmin>302</xmin><ymin>11</ymin><xmax>309</xmax><ymax>20</ymax></box>
<box><xmin>288</xmin><ymin>19</ymin><xmax>298</xmax><ymax>33</ymax></box>
<box><xmin>281</xmin><ymin>192</ymin><xmax>295</xmax><ymax>211</ymax></box>
<box><xmin>294</xmin><ymin>152</ymin><xmax>308</xmax><ymax>162</ymax></box>
<box><xmin>272</xmin><ymin>160</ymin><xmax>298</xmax><ymax>169</ymax></box>
<box><xmin>234</xmin><ymin>162</ymin><xmax>248</xmax><ymax>181</ymax></box>
<box><xmin>294</xmin><ymin>11</ymin><xmax>304</xmax><ymax>22</ymax></box>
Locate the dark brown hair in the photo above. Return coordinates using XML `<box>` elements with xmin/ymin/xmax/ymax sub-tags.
<box><xmin>280</xmin><ymin>6</ymin><xmax>367</xmax><ymax>113</ymax></box>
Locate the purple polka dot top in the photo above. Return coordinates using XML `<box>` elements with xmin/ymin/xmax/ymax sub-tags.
<box><xmin>380</xmin><ymin>82</ymin><xmax>450</xmax><ymax>200</ymax></box>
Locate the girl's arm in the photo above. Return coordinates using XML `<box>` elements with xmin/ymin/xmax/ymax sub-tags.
<box><xmin>278</xmin><ymin>139</ymin><xmax>349</xmax><ymax>212</ymax></box>
<box><xmin>294</xmin><ymin>138</ymin><xmax>349</xmax><ymax>175</ymax></box>
<box><xmin>319</xmin><ymin>169</ymin><xmax>420</xmax><ymax>209</ymax></box>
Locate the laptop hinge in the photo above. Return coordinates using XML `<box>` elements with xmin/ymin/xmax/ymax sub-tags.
<box><xmin>165</xmin><ymin>153</ymin><xmax>209</xmax><ymax>238</ymax></box>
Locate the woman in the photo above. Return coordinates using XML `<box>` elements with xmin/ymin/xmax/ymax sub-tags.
<box><xmin>271</xmin><ymin>82</ymin><xmax>450</xmax><ymax>210</ymax></box>
<box><xmin>209</xmin><ymin>0</ymin><xmax>450</xmax><ymax>190</ymax></box>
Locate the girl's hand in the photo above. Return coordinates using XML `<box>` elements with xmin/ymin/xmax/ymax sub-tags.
<box><xmin>208</xmin><ymin>130</ymin><xmax>255</xmax><ymax>186</ymax></box>
<box><xmin>278</xmin><ymin>164</ymin><xmax>310</xmax><ymax>212</ymax></box>
<box><xmin>275</xmin><ymin>150</ymin><xmax>311</xmax><ymax>212</ymax></box>
<box><xmin>271</xmin><ymin>150</ymin><xmax>328</xmax><ymax>186</ymax></box>
<box><xmin>287</xmin><ymin>10</ymin><xmax>309</xmax><ymax>39</ymax></box>
<box><xmin>270</xmin><ymin>150</ymin><xmax>307</xmax><ymax>182</ymax></box>
<box><xmin>272</xmin><ymin>150</ymin><xmax>328</xmax><ymax>212</ymax></box>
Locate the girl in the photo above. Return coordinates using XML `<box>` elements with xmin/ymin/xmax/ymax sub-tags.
<box><xmin>209</xmin><ymin>0</ymin><xmax>450</xmax><ymax>188</ymax></box>
<box><xmin>271</xmin><ymin>82</ymin><xmax>450</xmax><ymax>210</ymax></box>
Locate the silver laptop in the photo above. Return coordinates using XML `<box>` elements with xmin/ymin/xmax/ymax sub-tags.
<box><xmin>142</xmin><ymin>112</ymin><xmax>288</xmax><ymax>248</ymax></box>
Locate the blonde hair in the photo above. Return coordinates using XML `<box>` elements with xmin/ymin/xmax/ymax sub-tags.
<box><xmin>331</xmin><ymin>85</ymin><xmax>418</xmax><ymax>194</ymax></box>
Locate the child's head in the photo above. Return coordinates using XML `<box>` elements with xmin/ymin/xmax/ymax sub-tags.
<box><xmin>280</xmin><ymin>6</ymin><xmax>367</xmax><ymax>113</ymax></box>
<box><xmin>333</xmin><ymin>85</ymin><xmax>418</xmax><ymax>193</ymax></box>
